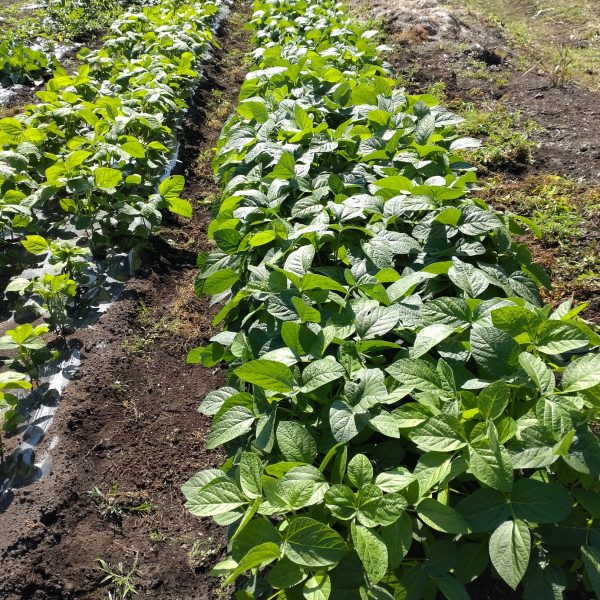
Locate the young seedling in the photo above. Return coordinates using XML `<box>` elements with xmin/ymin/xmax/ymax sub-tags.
<box><xmin>97</xmin><ymin>552</ymin><xmax>140</xmax><ymax>600</ymax></box>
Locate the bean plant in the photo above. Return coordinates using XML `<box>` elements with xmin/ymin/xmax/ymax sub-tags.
<box><xmin>183</xmin><ymin>0</ymin><xmax>600</xmax><ymax>598</ymax></box>
<box><xmin>1</xmin><ymin>0</ymin><xmax>223</xmax><ymax>332</ymax></box>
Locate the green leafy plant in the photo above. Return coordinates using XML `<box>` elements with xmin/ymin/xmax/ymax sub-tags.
<box><xmin>6</xmin><ymin>274</ymin><xmax>77</xmax><ymax>332</ymax></box>
<box><xmin>0</xmin><ymin>41</ymin><xmax>50</xmax><ymax>85</ymax></box>
<box><xmin>182</xmin><ymin>0</ymin><xmax>600</xmax><ymax>598</ymax></box>
<box><xmin>21</xmin><ymin>235</ymin><xmax>93</xmax><ymax>284</ymax></box>
<box><xmin>0</xmin><ymin>0</ymin><xmax>224</xmax><ymax>342</ymax></box>
<box><xmin>0</xmin><ymin>323</ymin><xmax>53</xmax><ymax>381</ymax></box>
<box><xmin>0</xmin><ymin>371</ymin><xmax>32</xmax><ymax>462</ymax></box>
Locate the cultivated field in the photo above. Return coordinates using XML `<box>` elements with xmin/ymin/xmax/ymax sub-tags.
<box><xmin>0</xmin><ymin>0</ymin><xmax>599</xmax><ymax>598</ymax></box>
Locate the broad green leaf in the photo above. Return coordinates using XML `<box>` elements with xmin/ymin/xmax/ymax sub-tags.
<box><xmin>285</xmin><ymin>245</ymin><xmax>315</xmax><ymax>276</ymax></box>
<box><xmin>94</xmin><ymin>167</ymin><xmax>122</xmax><ymax>190</ymax></box>
<box><xmin>386</xmin><ymin>358</ymin><xmax>442</xmax><ymax>392</ymax></box>
<box><xmin>292</xmin><ymin>296</ymin><xmax>321</xmax><ymax>323</ymax></box>
<box><xmin>414</xmin><ymin>113</ymin><xmax>436</xmax><ymax>145</ymax></box>
<box><xmin>448</xmin><ymin>258</ymin><xmax>489</xmax><ymax>297</ymax></box>
<box><xmin>267</xmin><ymin>557</ymin><xmax>306</xmax><ymax>589</ymax></box>
<box><xmin>165</xmin><ymin>196</ymin><xmax>192</xmax><ymax>218</ymax></box>
<box><xmin>562</xmin><ymin>354</ymin><xmax>600</xmax><ymax>392</ymax></box>
<box><xmin>238</xmin><ymin>452</ymin><xmax>263</xmax><ymax>498</ymax></box>
<box><xmin>273</xmin><ymin>151</ymin><xmax>296</xmax><ymax>179</ymax></box>
<box><xmin>411</xmin><ymin>414</ymin><xmax>466</xmax><ymax>452</ymax></box>
<box><xmin>232</xmin><ymin>519</ymin><xmax>282</xmax><ymax>562</ymax></box>
<box><xmin>329</xmin><ymin>400</ymin><xmax>368</xmax><ymax>443</ymax></box>
<box><xmin>238</xmin><ymin>99</ymin><xmax>269</xmax><ymax>123</ymax></box>
<box><xmin>225</xmin><ymin>542</ymin><xmax>281</xmax><ymax>584</ymax></box>
<box><xmin>489</xmin><ymin>519</ymin><xmax>531</xmax><ymax>590</ymax></box>
<box><xmin>304</xmin><ymin>572</ymin><xmax>331</xmax><ymax>600</ymax></box>
<box><xmin>283</xmin><ymin>517</ymin><xmax>347</xmax><ymax>568</ymax></box>
<box><xmin>325</xmin><ymin>484</ymin><xmax>357</xmax><ymax>520</ymax></box>
<box><xmin>207</xmin><ymin>407</ymin><xmax>255</xmax><ymax>449</ymax></box>
<box><xmin>347</xmin><ymin>454</ymin><xmax>373</xmax><ymax>488</ymax></box>
<box><xmin>468</xmin><ymin>443</ymin><xmax>513</xmax><ymax>492</ymax></box>
<box><xmin>121</xmin><ymin>140</ymin><xmax>146</xmax><ymax>158</ymax></box>
<box><xmin>276</xmin><ymin>421</ymin><xmax>317</xmax><ymax>463</ymax></box>
<box><xmin>196</xmin><ymin>269</ymin><xmax>239</xmax><ymax>296</ymax></box>
<box><xmin>235</xmin><ymin>360</ymin><xmax>294</xmax><ymax>392</ymax></box>
<box><xmin>345</xmin><ymin>369</ymin><xmax>387</xmax><ymax>409</ymax></box>
<box><xmin>477</xmin><ymin>381</ymin><xmax>509</xmax><ymax>421</ymax></box>
<box><xmin>421</xmin><ymin>297</ymin><xmax>470</xmax><ymax>328</ymax></box>
<box><xmin>181</xmin><ymin>469</ymin><xmax>224</xmax><ymax>500</ymax></box>
<box><xmin>518</xmin><ymin>352</ymin><xmax>555</xmax><ymax>395</ymax></box>
<box><xmin>21</xmin><ymin>235</ymin><xmax>49</xmax><ymax>255</ymax></box>
<box><xmin>159</xmin><ymin>175</ymin><xmax>185</xmax><ymax>199</ymax></box>
<box><xmin>355</xmin><ymin>305</ymin><xmax>399</xmax><ymax>340</ymax></box>
<box><xmin>456</xmin><ymin>488</ymin><xmax>509</xmax><ymax>533</ymax></box>
<box><xmin>249</xmin><ymin>230</ymin><xmax>276</xmax><ymax>246</ymax></box>
<box><xmin>470</xmin><ymin>326</ymin><xmax>520</xmax><ymax>377</ymax></box>
<box><xmin>417</xmin><ymin>499</ymin><xmax>469</xmax><ymax>534</ymax></box>
<box><xmin>491</xmin><ymin>306</ymin><xmax>539</xmax><ymax>338</ymax></box>
<box><xmin>535</xmin><ymin>321</ymin><xmax>588</xmax><ymax>355</ymax></box>
<box><xmin>185</xmin><ymin>477</ymin><xmax>246</xmax><ymax>516</ymax></box>
<box><xmin>511</xmin><ymin>479</ymin><xmax>572</xmax><ymax>523</ymax></box>
<box><xmin>301</xmin><ymin>359</ymin><xmax>345</xmax><ymax>393</ymax></box>
<box><xmin>301</xmin><ymin>273</ymin><xmax>347</xmax><ymax>294</ymax></box>
<box><xmin>352</xmin><ymin>523</ymin><xmax>388</xmax><ymax>584</ymax></box>
<box><xmin>411</xmin><ymin>324</ymin><xmax>455</xmax><ymax>359</ymax></box>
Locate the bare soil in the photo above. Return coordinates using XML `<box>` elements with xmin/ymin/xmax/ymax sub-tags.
<box><xmin>0</xmin><ymin>1</ymin><xmax>252</xmax><ymax>598</ymax></box>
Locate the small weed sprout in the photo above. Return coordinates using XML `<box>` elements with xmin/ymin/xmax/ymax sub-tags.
<box><xmin>88</xmin><ymin>483</ymin><xmax>152</xmax><ymax>522</ymax></box>
<box><xmin>97</xmin><ymin>553</ymin><xmax>140</xmax><ymax>600</ymax></box>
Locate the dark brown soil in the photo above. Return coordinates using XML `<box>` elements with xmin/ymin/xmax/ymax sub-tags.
<box><xmin>367</xmin><ymin>0</ymin><xmax>600</xmax><ymax>181</ymax></box>
<box><xmin>0</xmin><ymin>2</ymin><xmax>252</xmax><ymax>598</ymax></box>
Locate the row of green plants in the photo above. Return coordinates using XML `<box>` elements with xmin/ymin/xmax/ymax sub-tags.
<box><xmin>0</xmin><ymin>0</ymin><xmax>224</xmax><ymax>458</ymax></box>
<box><xmin>183</xmin><ymin>0</ymin><xmax>600</xmax><ymax>598</ymax></box>
<box><xmin>0</xmin><ymin>0</ymin><xmax>130</xmax><ymax>86</ymax></box>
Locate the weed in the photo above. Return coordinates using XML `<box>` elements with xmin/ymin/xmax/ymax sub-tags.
<box><xmin>110</xmin><ymin>380</ymin><xmax>129</xmax><ymax>393</ymax></box>
<box><xmin>122</xmin><ymin>303</ymin><xmax>180</xmax><ymax>355</ymax></box>
<box><xmin>122</xmin><ymin>396</ymin><xmax>142</xmax><ymax>422</ymax></box>
<box><xmin>97</xmin><ymin>553</ymin><xmax>140</xmax><ymax>600</ymax></box>
<box><xmin>206</xmin><ymin>89</ymin><xmax>232</xmax><ymax>128</ymax></box>
<box><xmin>453</xmin><ymin>101</ymin><xmax>540</xmax><ymax>169</ymax></box>
<box><xmin>532</xmin><ymin>43</ymin><xmax>575</xmax><ymax>87</ymax></box>
<box><xmin>186</xmin><ymin>536</ymin><xmax>219</xmax><ymax>568</ymax></box>
<box><xmin>149</xmin><ymin>530</ymin><xmax>166</xmax><ymax>543</ymax></box>
<box><xmin>484</xmin><ymin>174</ymin><xmax>600</xmax><ymax>294</ymax></box>
<box><xmin>88</xmin><ymin>483</ymin><xmax>152</xmax><ymax>522</ymax></box>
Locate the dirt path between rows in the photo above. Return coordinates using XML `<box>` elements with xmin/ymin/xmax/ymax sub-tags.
<box><xmin>0</xmin><ymin>2</ymin><xmax>251</xmax><ymax>598</ymax></box>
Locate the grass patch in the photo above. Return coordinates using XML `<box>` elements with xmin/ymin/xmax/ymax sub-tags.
<box><xmin>417</xmin><ymin>81</ymin><xmax>540</xmax><ymax>171</ymax></box>
<box><xmin>97</xmin><ymin>553</ymin><xmax>140</xmax><ymax>600</ymax></box>
<box><xmin>454</xmin><ymin>101</ymin><xmax>540</xmax><ymax>170</ymax></box>
<box><xmin>88</xmin><ymin>482</ymin><xmax>153</xmax><ymax>522</ymax></box>
<box><xmin>484</xmin><ymin>174</ymin><xmax>600</xmax><ymax>293</ymax></box>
